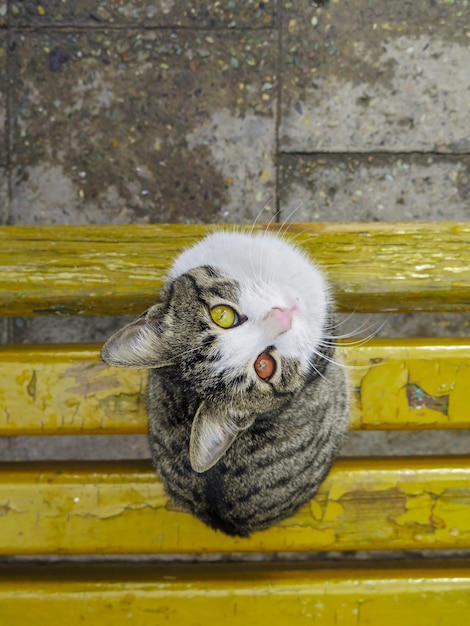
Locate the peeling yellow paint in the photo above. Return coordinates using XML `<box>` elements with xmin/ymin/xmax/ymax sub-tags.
<box><xmin>309</xmin><ymin>500</ymin><xmax>323</xmax><ymax>521</ymax></box>
<box><xmin>0</xmin><ymin>346</ymin><xmax>148</xmax><ymax>435</ymax></box>
<box><xmin>322</xmin><ymin>501</ymin><xmax>344</xmax><ymax>522</ymax></box>
<box><xmin>327</xmin><ymin>482</ymin><xmax>348</xmax><ymax>501</ymax></box>
<box><xmin>449</xmin><ymin>364</ymin><xmax>470</xmax><ymax>422</ymax></box>
<box><xmin>2</xmin><ymin>339</ymin><xmax>469</xmax><ymax>435</ymax></box>
<box><xmin>357</xmin><ymin>361</ymin><xmax>407</xmax><ymax>422</ymax></box>
<box><xmin>422</xmin><ymin>481</ymin><xmax>447</xmax><ymax>496</ymax></box>
<box><xmin>346</xmin><ymin>339</ymin><xmax>470</xmax><ymax>430</ymax></box>
<box><xmin>393</xmin><ymin>493</ymin><xmax>435</xmax><ymax>527</ymax></box>
<box><xmin>1</xmin><ymin>458</ymin><xmax>470</xmax><ymax>555</ymax></box>
<box><xmin>400</xmin><ymin>483</ymin><xmax>425</xmax><ymax>496</ymax></box>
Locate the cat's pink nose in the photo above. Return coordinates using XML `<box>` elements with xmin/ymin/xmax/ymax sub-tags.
<box><xmin>265</xmin><ymin>306</ymin><xmax>297</xmax><ymax>334</ymax></box>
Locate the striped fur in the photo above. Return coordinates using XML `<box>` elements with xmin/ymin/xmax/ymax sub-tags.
<box><xmin>147</xmin><ymin>360</ymin><xmax>348</xmax><ymax>536</ymax></box>
<box><xmin>101</xmin><ymin>232</ymin><xmax>349</xmax><ymax>536</ymax></box>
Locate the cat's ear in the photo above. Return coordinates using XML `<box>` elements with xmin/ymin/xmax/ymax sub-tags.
<box><xmin>190</xmin><ymin>401</ymin><xmax>254</xmax><ymax>473</ymax></box>
<box><xmin>101</xmin><ymin>308</ymin><xmax>173</xmax><ymax>368</ymax></box>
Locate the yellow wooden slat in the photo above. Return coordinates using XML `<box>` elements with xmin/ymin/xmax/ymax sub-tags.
<box><xmin>1</xmin><ymin>338</ymin><xmax>469</xmax><ymax>435</ymax></box>
<box><xmin>1</xmin><ymin>561</ymin><xmax>470</xmax><ymax>626</ymax></box>
<box><xmin>346</xmin><ymin>338</ymin><xmax>470</xmax><ymax>430</ymax></box>
<box><xmin>1</xmin><ymin>457</ymin><xmax>470</xmax><ymax>555</ymax></box>
<box><xmin>0</xmin><ymin>344</ymin><xmax>147</xmax><ymax>435</ymax></box>
<box><xmin>0</xmin><ymin>223</ymin><xmax>469</xmax><ymax>316</ymax></box>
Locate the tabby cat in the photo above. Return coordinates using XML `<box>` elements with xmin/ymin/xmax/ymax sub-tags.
<box><xmin>101</xmin><ymin>231</ymin><xmax>349</xmax><ymax>537</ymax></box>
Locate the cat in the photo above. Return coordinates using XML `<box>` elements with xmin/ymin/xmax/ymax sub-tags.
<box><xmin>101</xmin><ymin>230</ymin><xmax>349</xmax><ymax>537</ymax></box>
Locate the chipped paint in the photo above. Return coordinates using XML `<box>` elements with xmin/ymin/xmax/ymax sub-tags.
<box><xmin>346</xmin><ymin>340</ymin><xmax>470</xmax><ymax>429</ymax></box>
<box><xmin>2</xmin><ymin>338</ymin><xmax>470</xmax><ymax>435</ymax></box>
<box><xmin>1</xmin><ymin>458</ymin><xmax>470</xmax><ymax>555</ymax></box>
<box><xmin>26</xmin><ymin>369</ymin><xmax>37</xmax><ymax>401</ymax></box>
<box><xmin>0</xmin><ymin>346</ymin><xmax>148</xmax><ymax>435</ymax></box>
<box><xmin>406</xmin><ymin>383</ymin><xmax>449</xmax><ymax>414</ymax></box>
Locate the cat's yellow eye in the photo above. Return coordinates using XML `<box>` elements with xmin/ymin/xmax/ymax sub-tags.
<box><xmin>210</xmin><ymin>305</ymin><xmax>239</xmax><ymax>329</ymax></box>
<box><xmin>254</xmin><ymin>353</ymin><xmax>276</xmax><ymax>380</ymax></box>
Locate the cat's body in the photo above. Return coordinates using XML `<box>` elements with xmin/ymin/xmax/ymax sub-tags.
<box><xmin>101</xmin><ymin>231</ymin><xmax>349</xmax><ymax>537</ymax></box>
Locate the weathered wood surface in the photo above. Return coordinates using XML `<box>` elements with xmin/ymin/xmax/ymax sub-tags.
<box><xmin>1</xmin><ymin>457</ymin><xmax>470</xmax><ymax>555</ymax></box>
<box><xmin>1</xmin><ymin>561</ymin><xmax>469</xmax><ymax>626</ymax></box>
<box><xmin>1</xmin><ymin>223</ymin><xmax>469</xmax><ymax>315</ymax></box>
<box><xmin>1</xmin><ymin>338</ymin><xmax>468</xmax><ymax>435</ymax></box>
<box><xmin>1</xmin><ymin>222</ymin><xmax>469</xmax><ymax>621</ymax></box>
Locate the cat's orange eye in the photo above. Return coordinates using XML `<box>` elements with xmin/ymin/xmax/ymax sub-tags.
<box><xmin>210</xmin><ymin>305</ymin><xmax>238</xmax><ymax>329</ymax></box>
<box><xmin>254</xmin><ymin>353</ymin><xmax>276</xmax><ymax>380</ymax></box>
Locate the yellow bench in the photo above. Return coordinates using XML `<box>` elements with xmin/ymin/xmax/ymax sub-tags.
<box><xmin>1</xmin><ymin>223</ymin><xmax>469</xmax><ymax>624</ymax></box>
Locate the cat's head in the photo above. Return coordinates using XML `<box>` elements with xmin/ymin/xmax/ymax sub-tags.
<box><xmin>101</xmin><ymin>231</ymin><xmax>333</xmax><ymax>472</ymax></box>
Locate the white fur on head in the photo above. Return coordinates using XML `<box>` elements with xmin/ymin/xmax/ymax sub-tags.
<box><xmin>170</xmin><ymin>231</ymin><xmax>331</xmax><ymax>374</ymax></box>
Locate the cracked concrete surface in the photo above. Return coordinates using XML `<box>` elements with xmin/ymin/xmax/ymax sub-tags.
<box><xmin>0</xmin><ymin>1</ymin><xmax>469</xmax><ymax>464</ymax></box>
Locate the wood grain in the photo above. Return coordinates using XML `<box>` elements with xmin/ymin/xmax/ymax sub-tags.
<box><xmin>1</xmin><ymin>457</ymin><xmax>470</xmax><ymax>554</ymax></box>
<box><xmin>1</xmin><ymin>223</ymin><xmax>469</xmax><ymax>315</ymax></box>
<box><xmin>1</xmin><ymin>338</ymin><xmax>469</xmax><ymax>435</ymax></box>
<box><xmin>1</xmin><ymin>561</ymin><xmax>469</xmax><ymax>626</ymax></box>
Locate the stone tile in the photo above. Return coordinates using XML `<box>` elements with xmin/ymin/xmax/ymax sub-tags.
<box><xmin>279</xmin><ymin>153</ymin><xmax>470</xmax><ymax>221</ymax></box>
<box><xmin>0</xmin><ymin>168</ymin><xmax>7</xmax><ymax>223</ymax></box>
<box><xmin>10</xmin><ymin>0</ymin><xmax>276</xmax><ymax>28</ymax></box>
<box><xmin>0</xmin><ymin>30</ymin><xmax>7</xmax><ymax>165</ymax></box>
<box><xmin>11</xmin><ymin>314</ymin><xmax>134</xmax><ymax>344</ymax></box>
<box><xmin>343</xmin><ymin>430</ymin><xmax>470</xmax><ymax>458</ymax></box>
<box><xmin>0</xmin><ymin>2</ymin><xmax>6</xmax><ymax>27</ymax></box>
<box><xmin>0</xmin><ymin>434</ymin><xmax>151</xmax><ymax>462</ymax></box>
<box><xmin>0</xmin><ymin>31</ymin><xmax>7</xmax><ymax>223</ymax></box>
<box><xmin>281</xmin><ymin>0</ymin><xmax>470</xmax><ymax>152</ymax></box>
<box><xmin>3</xmin><ymin>429</ymin><xmax>470</xmax><ymax>461</ymax></box>
<box><xmin>9</xmin><ymin>29</ymin><xmax>277</xmax><ymax>224</ymax></box>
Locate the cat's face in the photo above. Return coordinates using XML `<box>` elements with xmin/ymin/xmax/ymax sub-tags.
<box><xmin>168</xmin><ymin>231</ymin><xmax>331</xmax><ymax>377</ymax></box>
<box><xmin>101</xmin><ymin>231</ymin><xmax>333</xmax><ymax>472</ymax></box>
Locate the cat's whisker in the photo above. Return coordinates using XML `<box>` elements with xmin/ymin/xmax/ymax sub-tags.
<box><xmin>276</xmin><ymin>190</ymin><xmax>310</xmax><ymax>229</ymax></box>
<box><xmin>364</xmin><ymin>314</ymin><xmax>390</xmax><ymax>337</ymax></box>
<box><xmin>308</xmin><ymin>359</ymin><xmax>334</xmax><ymax>385</ymax></box>
<box><xmin>282</xmin><ymin>229</ymin><xmax>309</xmax><ymax>246</ymax></box>
<box><xmin>253</xmin><ymin>186</ymin><xmax>294</xmax><ymax>239</ymax></box>
<box><xmin>319</xmin><ymin>329</ymin><xmax>384</xmax><ymax>349</ymax></box>
<box><xmin>162</xmin><ymin>340</ymin><xmax>215</xmax><ymax>363</ymax></box>
<box><xmin>328</xmin><ymin>309</ymin><xmax>362</xmax><ymax>329</ymax></box>
<box><xmin>310</xmin><ymin>346</ymin><xmax>371</xmax><ymax>372</ymax></box>
<box><xmin>246</xmin><ymin>199</ymin><xmax>280</xmax><ymax>280</ymax></box>
<box><xmin>250</xmin><ymin>195</ymin><xmax>277</xmax><ymax>236</ymax></box>
<box><xmin>265</xmin><ymin>253</ymin><xmax>285</xmax><ymax>285</ymax></box>
<box><xmin>276</xmin><ymin>201</ymin><xmax>304</xmax><ymax>232</ymax></box>
<box><xmin>330</xmin><ymin>319</ymin><xmax>379</xmax><ymax>337</ymax></box>
<box><xmin>319</xmin><ymin>337</ymin><xmax>375</xmax><ymax>349</ymax></box>
<box><xmin>272</xmin><ymin>202</ymin><xmax>308</xmax><ymax>247</ymax></box>
<box><xmin>324</xmin><ymin>315</ymin><xmax>389</xmax><ymax>343</ymax></box>
<box><xmin>325</xmin><ymin>312</ymin><xmax>388</xmax><ymax>338</ymax></box>
<box><xmin>256</xmin><ymin>184</ymin><xmax>294</xmax><ymax>236</ymax></box>
<box><xmin>322</xmin><ymin>327</ymin><xmax>377</xmax><ymax>342</ymax></box>
<box><xmin>245</xmin><ymin>198</ymin><xmax>310</xmax><ymax>288</ymax></box>
<box><xmin>270</xmin><ymin>196</ymin><xmax>326</xmax><ymax>268</ymax></box>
